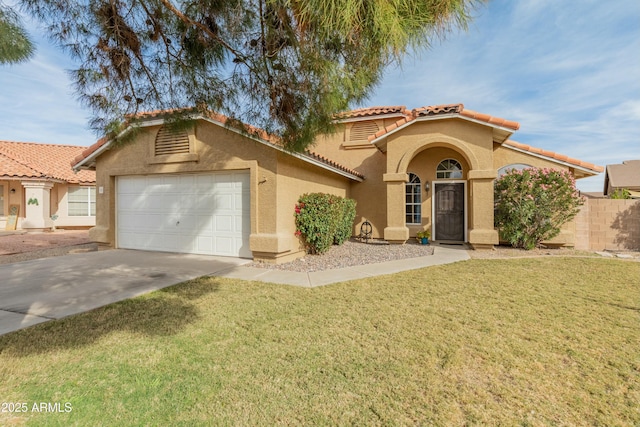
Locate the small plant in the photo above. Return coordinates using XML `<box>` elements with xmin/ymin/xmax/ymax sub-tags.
<box><xmin>416</xmin><ymin>230</ymin><xmax>431</xmax><ymax>239</ymax></box>
<box><xmin>610</xmin><ymin>188</ymin><xmax>631</xmax><ymax>199</ymax></box>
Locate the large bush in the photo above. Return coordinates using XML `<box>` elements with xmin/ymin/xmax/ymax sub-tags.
<box><xmin>294</xmin><ymin>193</ymin><xmax>357</xmax><ymax>254</ymax></box>
<box><xmin>494</xmin><ymin>168</ymin><xmax>584</xmax><ymax>250</ymax></box>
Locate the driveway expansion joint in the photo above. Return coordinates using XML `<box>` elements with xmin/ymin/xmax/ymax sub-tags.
<box><xmin>0</xmin><ymin>308</ymin><xmax>55</xmax><ymax>320</ymax></box>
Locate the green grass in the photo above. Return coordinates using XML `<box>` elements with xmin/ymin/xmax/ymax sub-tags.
<box><xmin>1</xmin><ymin>258</ymin><xmax>639</xmax><ymax>426</ymax></box>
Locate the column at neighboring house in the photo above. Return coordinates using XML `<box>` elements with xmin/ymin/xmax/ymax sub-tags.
<box><xmin>20</xmin><ymin>181</ymin><xmax>54</xmax><ymax>231</ymax></box>
<box><xmin>467</xmin><ymin>170</ymin><xmax>499</xmax><ymax>249</ymax></box>
<box><xmin>383</xmin><ymin>173</ymin><xmax>409</xmax><ymax>243</ymax></box>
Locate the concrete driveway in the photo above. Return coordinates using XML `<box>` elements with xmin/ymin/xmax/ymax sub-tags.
<box><xmin>0</xmin><ymin>249</ymin><xmax>248</xmax><ymax>336</ymax></box>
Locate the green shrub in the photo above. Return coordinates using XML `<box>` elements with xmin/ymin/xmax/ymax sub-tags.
<box><xmin>294</xmin><ymin>193</ymin><xmax>356</xmax><ymax>254</ymax></box>
<box><xmin>494</xmin><ymin>167</ymin><xmax>584</xmax><ymax>250</ymax></box>
<box><xmin>334</xmin><ymin>198</ymin><xmax>356</xmax><ymax>245</ymax></box>
<box><xmin>610</xmin><ymin>188</ymin><xmax>631</xmax><ymax>199</ymax></box>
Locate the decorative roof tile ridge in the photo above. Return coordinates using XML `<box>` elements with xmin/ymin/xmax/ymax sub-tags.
<box><xmin>337</xmin><ymin>105</ymin><xmax>408</xmax><ymax>119</ymax></box>
<box><xmin>412</xmin><ymin>103</ymin><xmax>464</xmax><ymax>117</ymax></box>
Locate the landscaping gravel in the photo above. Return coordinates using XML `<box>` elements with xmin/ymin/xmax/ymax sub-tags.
<box><xmin>248</xmin><ymin>239</ymin><xmax>435</xmax><ymax>272</ymax></box>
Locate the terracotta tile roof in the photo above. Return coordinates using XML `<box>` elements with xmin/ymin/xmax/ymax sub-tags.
<box><xmin>1</xmin><ymin>141</ymin><xmax>95</xmax><ymax>184</ymax></box>
<box><xmin>369</xmin><ymin>103</ymin><xmax>520</xmax><ymax>142</ymax></box>
<box><xmin>303</xmin><ymin>151</ymin><xmax>365</xmax><ymax>179</ymax></box>
<box><xmin>73</xmin><ymin>110</ymin><xmax>364</xmax><ymax>180</ymax></box>
<box><xmin>337</xmin><ymin>105</ymin><xmax>410</xmax><ymax>119</ymax></box>
<box><xmin>503</xmin><ymin>140</ymin><xmax>604</xmax><ymax>173</ymax></box>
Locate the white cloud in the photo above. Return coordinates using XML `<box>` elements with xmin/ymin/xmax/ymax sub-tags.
<box><xmin>368</xmin><ymin>0</ymin><xmax>640</xmax><ymax>192</ymax></box>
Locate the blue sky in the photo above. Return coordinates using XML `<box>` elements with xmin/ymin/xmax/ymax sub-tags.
<box><xmin>1</xmin><ymin>0</ymin><xmax>639</xmax><ymax>192</ymax></box>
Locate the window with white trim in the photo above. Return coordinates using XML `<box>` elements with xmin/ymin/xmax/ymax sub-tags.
<box><xmin>405</xmin><ymin>173</ymin><xmax>421</xmax><ymax>224</ymax></box>
<box><xmin>68</xmin><ymin>186</ymin><xmax>96</xmax><ymax>216</ymax></box>
<box><xmin>436</xmin><ymin>159</ymin><xmax>463</xmax><ymax>179</ymax></box>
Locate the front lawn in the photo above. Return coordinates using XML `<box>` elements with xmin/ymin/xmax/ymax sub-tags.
<box><xmin>1</xmin><ymin>258</ymin><xmax>638</xmax><ymax>425</ymax></box>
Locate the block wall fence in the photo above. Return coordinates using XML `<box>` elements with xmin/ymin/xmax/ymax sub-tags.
<box><xmin>574</xmin><ymin>199</ymin><xmax>640</xmax><ymax>251</ymax></box>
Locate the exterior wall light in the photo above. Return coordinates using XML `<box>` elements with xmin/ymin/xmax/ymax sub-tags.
<box><xmin>424</xmin><ymin>182</ymin><xmax>430</xmax><ymax>192</ymax></box>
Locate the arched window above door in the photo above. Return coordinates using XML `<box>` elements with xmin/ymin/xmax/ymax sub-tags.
<box><xmin>497</xmin><ymin>163</ymin><xmax>532</xmax><ymax>177</ymax></box>
<box><xmin>436</xmin><ymin>159</ymin><xmax>463</xmax><ymax>179</ymax></box>
<box><xmin>405</xmin><ymin>173</ymin><xmax>421</xmax><ymax>224</ymax></box>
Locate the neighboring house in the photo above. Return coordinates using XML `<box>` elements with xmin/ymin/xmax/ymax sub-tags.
<box><xmin>603</xmin><ymin>160</ymin><xmax>640</xmax><ymax>198</ymax></box>
<box><xmin>72</xmin><ymin>105</ymin><xmax>603</xmax><ymax>262</ymax></box>
<box><xmin>0</xmin><ymin>141</ymin><xmax>96</xmax><ymax>231</ymax></box>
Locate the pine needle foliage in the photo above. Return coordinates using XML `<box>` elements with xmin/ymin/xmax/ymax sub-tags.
<box><xmin>18</xmin><ymin>0</ymin><xmax>483</xmax><ymax>150</ymax></box>
<box><xmin>0</xmin><ymin>3</ymin><xmax>34</xmax><ymax>64</ymax></box>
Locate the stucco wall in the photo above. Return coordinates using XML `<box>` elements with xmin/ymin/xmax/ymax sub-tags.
<box><xmin>313</xmin><ymin>126</ymin><xmax>388</xmax><ymax>238</ymax></box>
<box><xmin>90</xmin><ymin>119</ymin><xmax>352</xmax><ymax>262</ymax></box>
<box><xmin>271</xmin><ymin>152</ymin><xmax>351</xmax><ymax>261</ymax></box>
<box><xmin>575</xmin><ymin>199</ymin><xmax>640</xmax><ymax>251</ymax></box>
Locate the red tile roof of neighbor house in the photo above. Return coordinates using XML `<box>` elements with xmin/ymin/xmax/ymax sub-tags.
<box><xmin>72</xmin><ymin>110</ymin><xmax>366</xmax><ymax>180</ymax></box>
<box><xmin>0</xmin><ymin>141</ymin><xmax>95</xmax><ymax>184</ymax></box>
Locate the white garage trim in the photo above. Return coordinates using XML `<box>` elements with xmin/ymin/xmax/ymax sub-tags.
<box><xmin>116</xmin><ymin>171</ymin><xmax>251</xmax><ymax>258</ymax></box>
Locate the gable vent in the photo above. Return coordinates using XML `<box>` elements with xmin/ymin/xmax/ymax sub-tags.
<box><xmin>155</xmin><ymin>126</ymin><xmax>190</xmax><ymax>156</ymax></box>
<box><xmin>349</xmin><ymin>121</ymin><xmax>379</xmax><ymax>141</ymax></box>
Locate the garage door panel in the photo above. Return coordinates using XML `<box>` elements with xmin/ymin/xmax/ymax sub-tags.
<box><xmin>117</xmin><ymin>172</ymin><xmax>250</xmax><ymax>257</ymax></box>
<box><xmin>215</xmin><ymin>215</ymin><xmax>233</xmax><ymax>232</ymax></box>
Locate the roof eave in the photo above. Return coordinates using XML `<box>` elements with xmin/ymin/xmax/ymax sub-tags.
<box><xmin>336</xmin><ymin>113</ymin><xmax>408</xmax><ymax>124</ymax></box>
<box><xmin>502</xmin><ymin>143</ymin><xmax>602</xmax><ymax>176</ymax></box>
<box><xmin>370</xmin><ymin>114</ymin><xmax>517</xmax><ymax>150</ymax></box>
<box><xmin>72</xmin><ymin>119</ymin><xmax>169</xmax><ymax>171</ymax></box>
<box><xmin>200</xmin><ymin>116</ymin><xmax>364</xmax><ymax>182</ymax></box>
<box><xmin>74</xmin><ymin>115</ymin><xmax>364</xmax><ymax>182</ymax></box>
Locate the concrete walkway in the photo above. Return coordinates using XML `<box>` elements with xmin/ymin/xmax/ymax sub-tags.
<box><xmin>0</xmin><ymin>246</ymin><xmax>469</xmax><ymax>336</ymax></box>
<box><xmin>211</xmin><ymin>245</ymin><xmax>470</xmax><ymax>287</ymax></box>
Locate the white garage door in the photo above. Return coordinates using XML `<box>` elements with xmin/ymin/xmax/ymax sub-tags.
<box><xmin>117</xmin><ymin>172</ymin><xmax>251</xmax><ymax>258</ymax></box>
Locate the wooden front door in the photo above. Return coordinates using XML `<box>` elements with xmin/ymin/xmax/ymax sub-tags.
<box><xmin>435</xmin><ymin>182</ymin><xmax>465</xmax><ymax>241</ymax></box>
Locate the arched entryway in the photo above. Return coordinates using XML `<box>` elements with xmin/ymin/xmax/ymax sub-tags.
<box><xmin>383</xmin><ymin>133</ymin><xmax>499</xmax><ymax>248</ymax></box>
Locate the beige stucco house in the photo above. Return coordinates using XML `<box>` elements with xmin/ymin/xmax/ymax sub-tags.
<box><xmin>72</xmin><ymin>105</ymin><xmax>602</xmax><ymax>262</ymax></box>
<box><xmin>1</xmin><ymin>141</ymin><xmax>96</xmax><ymax>231</ymax></box>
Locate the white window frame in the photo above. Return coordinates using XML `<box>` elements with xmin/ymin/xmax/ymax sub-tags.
<box><xmin>405</xmin><ymin>173</ymin><xmax>422</xmax><ymax>225</ymax></box>
<box><xmin>68</xmin><ymin>186</ymin><xmax>96</xmax><ymax>217</ymax></box>
<box><xmin>497</xmin><ymin>163</ymin><xmax>532</xmax><ymax>177</ymax></box>
<box><xmin>436</xmin><ymin>159</ymin><xmax>463</xmax><ymax>179</ymax></box>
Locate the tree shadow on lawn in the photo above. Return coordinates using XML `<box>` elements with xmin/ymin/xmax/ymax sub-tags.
<box><xmin>0</xmin><ymin>277</ymin><xmax>220</xmax><ymax>357</ymax></box>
